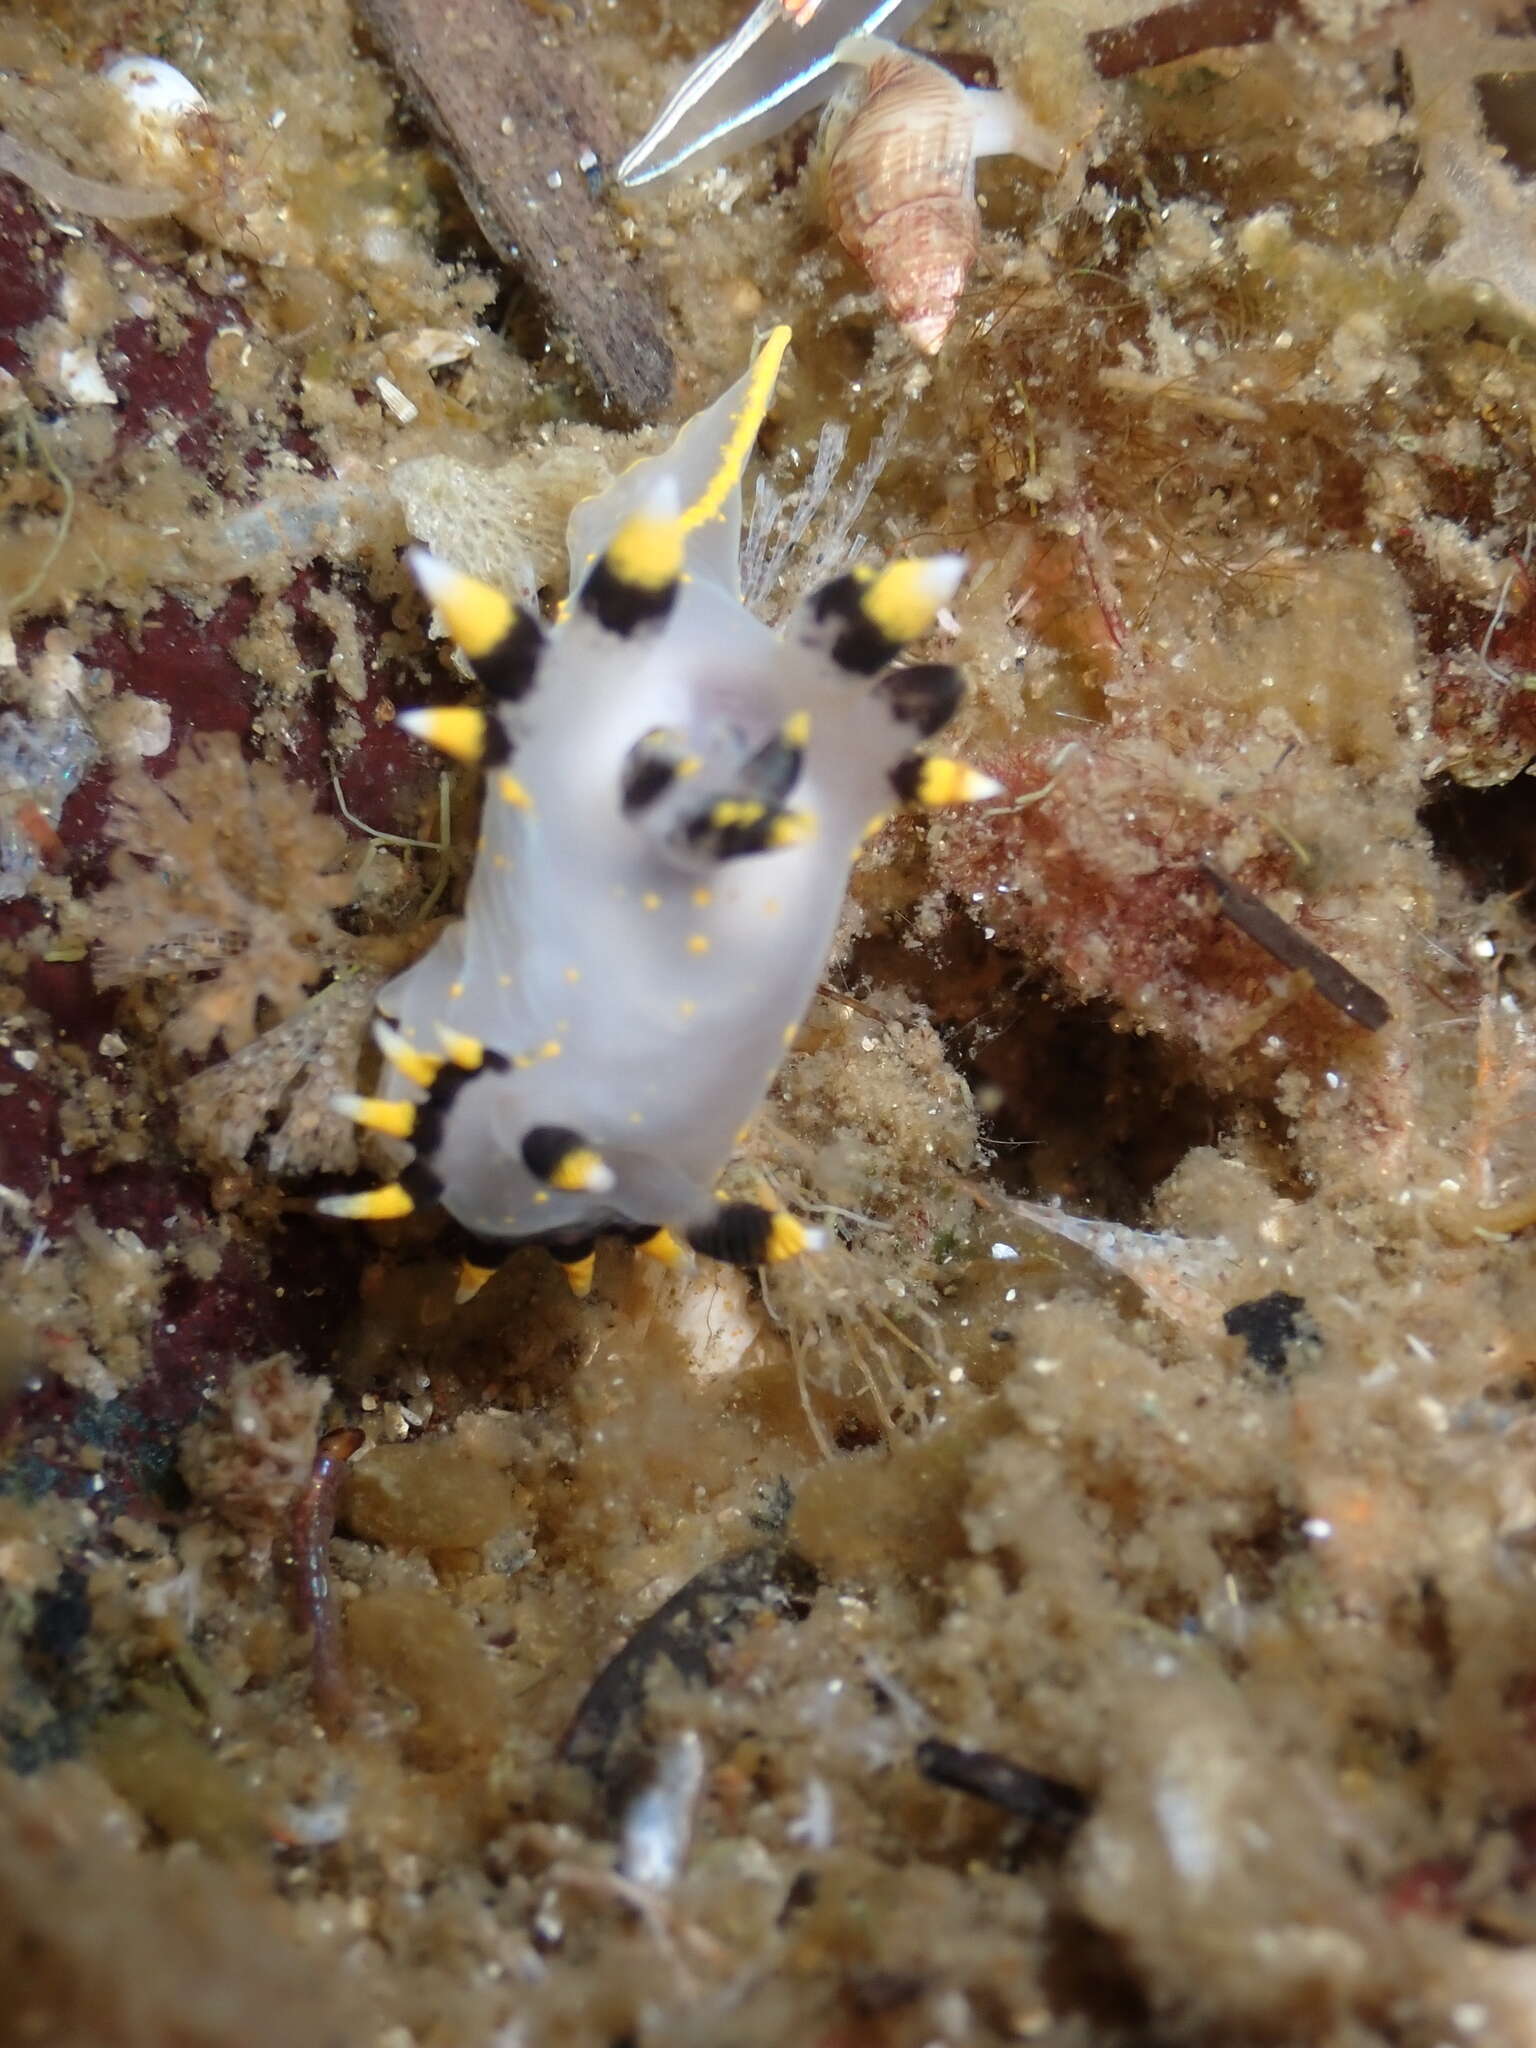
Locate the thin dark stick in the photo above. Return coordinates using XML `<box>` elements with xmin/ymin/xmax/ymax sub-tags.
<box><xmin>291</xmin><ymin>1426</ymin><xmax>365</xmax><ymax>1735</ymax></box>
<box><xmin>1200</xmin><ymin>861</ymin><xmax>1391</xmax><ymax>1031</ymax></box>
<box><xmin>915</xmin><ymin>1737</ymin><xmax>1089</xmax><ymax>1837</ymax></box>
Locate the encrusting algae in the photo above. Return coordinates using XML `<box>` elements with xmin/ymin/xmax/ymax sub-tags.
<box><xmin>4</xmin><ymin>0</ymin><xmax>1536</xmax><ymax>2044</ymax></box>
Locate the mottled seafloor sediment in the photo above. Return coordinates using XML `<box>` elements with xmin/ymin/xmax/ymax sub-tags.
<box><xmin>4</xmin><ymin>0</ymin><xmax>1536</xmax><ymax>2043</ymax></box>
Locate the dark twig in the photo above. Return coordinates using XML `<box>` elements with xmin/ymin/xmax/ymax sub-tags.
<box><xmin>915</xmin><ymin>1737</ymin><xmax>1089</xmax><ymax>1839</ymax></box>
<box><xmin>357</xmin><ymin>0</ymin><xmax>673</xmax><ymax>420</ymax></box>
<box><xmin>291</xmin><ymin>1426</ymin><xmax>365</xmax><ymax>1735</ymax></box>
<box><xmin>1087</xmin><ymin>0</ymin><xmax>1308</xmax><ymax>78</ymax></box>
<box><xmin>1200</xmin><ymin>861</ymin><xmax>1391</xmax><ymax>1031</ymax></box>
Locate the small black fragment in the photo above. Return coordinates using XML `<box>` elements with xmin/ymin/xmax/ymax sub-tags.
<box><xmin>24</xmin><ymin>1566</ymin><xmax>92</xmax><ymax>1671</ymax></box>
<box><xmin>915</xmin><ymin>1736</ymin><xmax>1089</xmax><ymax>1840</ymax></box>
<box><xmin>1223</xmin><ymin>1290</ymin><xmax>1316</xmax><ymax>1376</ymax></box>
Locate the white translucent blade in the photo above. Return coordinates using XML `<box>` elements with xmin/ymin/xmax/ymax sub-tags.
<box><xmin>618</xmin><ymin>0</ymin><xmax>935</xmax><ymax>188</ymax></box>
<box><xmin>566</xmin><ymin>331</ymin><xmax>789</xmax><ymax>598</ymax></box>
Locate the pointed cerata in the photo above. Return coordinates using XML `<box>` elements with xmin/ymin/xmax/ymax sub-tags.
<box><xmin>320</xmin><ymin>329</ymin><xmax>1002</xmax><ymax>1297</ymax></box>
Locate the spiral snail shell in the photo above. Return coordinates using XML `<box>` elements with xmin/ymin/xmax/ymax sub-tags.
<box><xmin>821</xmin><ymin>37</ymin><xmax>1061</xmax><ymax>355</ymax></box>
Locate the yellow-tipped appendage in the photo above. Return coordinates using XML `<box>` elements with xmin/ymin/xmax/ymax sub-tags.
<box><xmin>861</xmin><ymin>554</ymin><xmax>965</xmax><ymax>646</ymax></box>
<box><xmin>332</xmin><ymin>1092</ymin><xmax>416</xmax><ymax>1140</ymax></box>
<box><xmin>635</xmin><ymin>1227</ymin><xmax>687</xmax><ymax>1269</ymax></box>
<box><xmin>456</xmin><ymin>1259</ymin><xmax>497</xmax><ymax>1304</ymax></box>
<box><xmin>396</xmin><ymin>705</ymin><xmax>488</xmax><ymax>766</ymax></box>
<box><xmin>560</xmin><ymin>1251</ymin><xmax>597</xmax><ymax>1298</ymax></box>
<box><xmin>435</xmin><ymin>1023</ymin><xmax>486</xmax><ymax>1070</ymax></box>
<box><xmin>915</xmin><ymin>759</ymin><xmax>1005</xmax><ymax>807</ymax></box>
<box><xmin>317</xmin><ymin>1183</ymin><xmax>415</xmax><ymax>1222</ymax></box>
<box><xmin>407</xmin><ymin>549</ymin><xmax>515</xmax><ymax>660</ymax></box>
<box><xmin>765</xmin><ymin>1213</ymin><xmax>824</xmax><ymax>1262</ymax></box>
<box><xmin>374</xmin><ymin>1018</ymin><xmax>442</xmax><ymax>1090</ymax></box>
<box><xmin>548</xmin><ymin>1147</ymin><xmax>615</xmax><ymax>1195</ymax></box>
<box><xmin>605</xmin><ymin>511</ymin><xmax>686</xmax><ymax>592</ymax></box>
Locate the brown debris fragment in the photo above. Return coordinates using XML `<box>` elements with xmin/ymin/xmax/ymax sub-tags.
<box><xmin>1200</xmin><ymin>861</ymin><xmax>1391</xmax><ymax>1032</ymax></box>
<box><xmin>1086</xmin><ymin>0</ymin><xmax>1306</xmax><ymax>80</ymax></box>
<box><xmin>181</xmin><ymin>1354</ymin><xmax>331</xmax><ymax>1560</ymax></box>
<box><xmin>89</xmin><ymin>735</ymin><xmax>355</xmax><ymax>1058</ymax></box>
<box><xmin>357</xmin><ymin>0</ymin><xmax>673</xmax><ymax>420</ymax></box>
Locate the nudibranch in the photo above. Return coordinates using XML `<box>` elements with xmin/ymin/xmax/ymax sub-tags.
<box><xmin>320</xmin><ymin>329</ymin><xmax>1000</xmax><ymax>1302</ymax></box>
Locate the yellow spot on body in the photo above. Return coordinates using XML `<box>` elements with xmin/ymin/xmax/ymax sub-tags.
<box><xmin>678</xmin><ymin>999</ymin><xmax>697</xmax><ymax>1018</ymax></box>
<box><xmin>763</xmin><ymin>898</ymin><xmax>780</xmax><ymax>917</ymax></box>
<box><xmin>782</xmin><ymin>1023</ymin><xmax>797</xmax><ymax>1047</ymax></box>
<box><xmin>560</xmin><ymin>1251</ymin><xmax>597</xmax><ymax>1299</ymax></box>
<box><xmin>499</xmin><ymin>772</ymin><xmax>532</xmax><ymax>809</ymax></box>
<box><xmin>628</xmin><ymin>1111</ymin><xmax>644</xmax><ymax>1125</ymax></box>
<box><xmin>687</xmin><ymin>933</ymin><xmax>710</xmax><ymax>955</ymax></box>
<box><xmin>782</xmin><ymin>710</ymin><xmax>811</xmax><ymax>748</ymax></box>
<box><xmin>643</xmin><ymin>892</ymin><xmax>662</xmax><ymax>911</ymax></box>
<box><xmin>677</xmin><ymin>755</ymin><xmax>702</xmax><ymax>779</ymax></box>
<box><xmin>499</xmin><ymin>973</ymin><xmax>512</xmax><ymax>988</ymax></box>
<box><xmin>493</xmin><ymin>853</ymin><xmax>509</xmax><ymax>871</ymax></box>
<box><xmin>539</xmin><ymin>1039</ymin><xmax>562</xmax><ymax>1060</ymax></box>
<box><xmin>449</xmin><ymin>980</ymin><xmax>464</xmax><ymax>1000</ymax></box>
<box><xmin>533</xmin><ymin>1189</ymin><xmax>550</xmax><ymax>1204</ymax></box>
<box><xmin>564</xmin><ymin>966</ymin><xmax>581</xmax><ymax>984</ymax></box>
<box><xmin>712</xmin><ymin>799</ymin><xmax>765</xmax><ymax>829</ymax></box>
<box><xmin>736</xmin><ymin>1123</ymin><xmax>752</xmax><ymax>1145</ymax></box>
<box><xmin>400</xmin><ymin>705</ymin><xmax>487</xmax><ymax>766</ymax></box>
<box><xmin>606</xmin><ymin>510</ymin><xmax>684</xmax><ymax>591</ymax></box>
<box><xmin>768</xmin><ymin>811</ymin><xmax>813</xmax><ymax>849</ymax></box>
<box><xmin>862</xmin><ymin>811</ymin><xmax>892</xmax><ymax>843</ymax></box>
<box><xmin>550</xmin><ymin>1146</ymin><xmax>609</xmax><ymax>1193</ymax></box>
<box><xmin>862</xmin><ymin>560</ymin><xmax>946</xmax><ymax>645</ymax></box>
<box><xmin>692</xmin><ymin>887</ymin><xmax>713</xmax><ymax>908</ymax></box>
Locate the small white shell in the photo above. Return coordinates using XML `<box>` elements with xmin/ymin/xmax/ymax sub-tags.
<box><xmin>102</xmin><ymin>54</ymin><xmax>207</xmax><ymax>170</ymax></box>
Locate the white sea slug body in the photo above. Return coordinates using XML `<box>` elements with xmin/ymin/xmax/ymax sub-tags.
<box><xmin>322</xmin><ymin>330</ymin><xmax>1000</xmax><ymax>1300</ymax></box>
